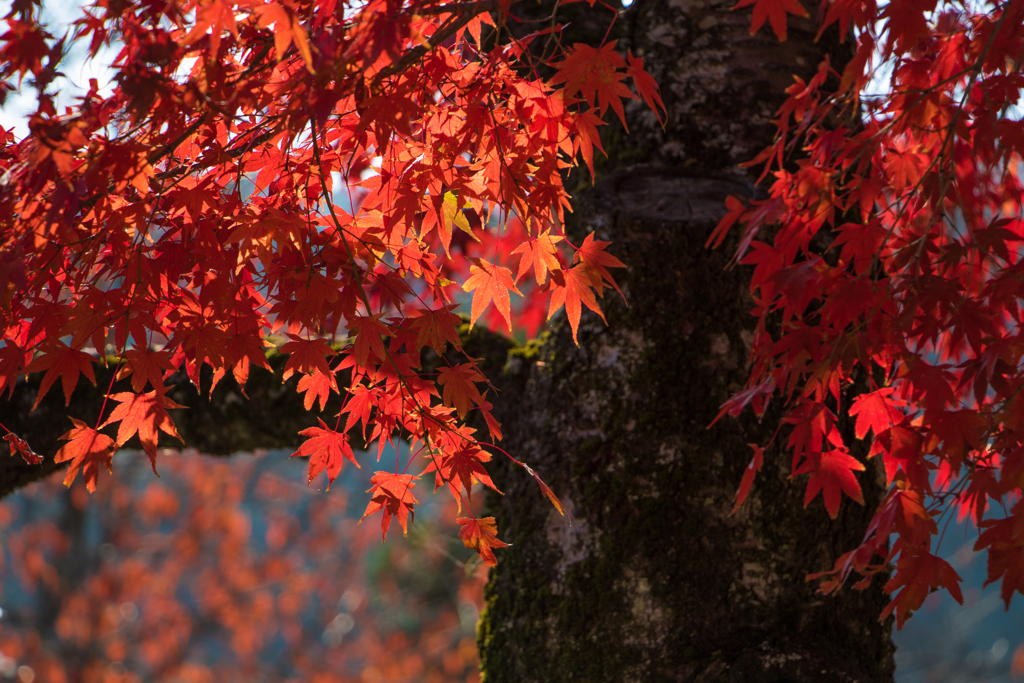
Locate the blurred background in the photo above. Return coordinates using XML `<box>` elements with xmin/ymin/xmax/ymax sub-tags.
<box><xmin>0</xmin><ymin>448</ymin><xmax>485</xmax><ymax>683</ymax></box>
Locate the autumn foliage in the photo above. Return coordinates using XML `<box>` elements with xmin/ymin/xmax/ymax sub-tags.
<box><xmin>709</xmin><ymin>0</ymin><xmax>1024</xmax><ymax>628</ymax></box>
<box><xmin>1</xmin><ymin>0</ymin><xmax>1024</xmax><ymax>632</ymax></box>
<box><xmin>0</xmin><ymin>0</ymin><xmax>658</xmax><ymax>568</ymax></box>
<box><xmin>0</xmin><ymin>449</ymin><xmax>486</xmax><ymax>682</ymax></box>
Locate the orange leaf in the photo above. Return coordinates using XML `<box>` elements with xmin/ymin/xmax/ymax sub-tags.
<box><xmin>348</xmin><ymin>315</ymin><xmax>391</xmax><ymax>368</ymax></box>
<box><xmin>462</xmin><ymin>258</ymin><xmax>521</xmax><ymax>333</ymax></box>
<box><xmin>297</xmin><ymin>369</ymin><xmax>338</xmax><ymax>411</ymax></box>
<box><xmin>24</xmin><ymin>341</ymin><xmax>97</xmax><ymax>409</ymax></box>
<box><xmin>524</xmin><ymin>464</ymin><xmax>565</xmax><ymax>518</ymax></box>
<box><xmin>116</xmin><ymin>348</ymin><xmax>175</xmax><ymax>393</ymax></box>
<box><xmin>574</xmin><ymin>232</ymin><xmax>625</xmax><ymax>299</ymax></box>
<box><xmin>361</xmin><ymin>471</ymin><xmax>419</xmax><ymax>540</ymax></box>
<box><xmin>511</xmin><ymin>230</ymin><xmax>564</xmax><ymax>286</ymax></box>
<box><xmin>409</xmin><ymin>305</ymin><xmax>462</xmax><ymax>354</ymax></box>
<box><xmin>437</xmin><ymin>363</ymin><xmax>485</xmax><ymax>419</ymax></box>
<box><xmin>55</xmin><ymin>418</ymin><xmax>115</xmax><ymax>493</ymax></box>
<box><xmin>548</xmin><ymin>264</ymin><xmax>606</xmax><ymax>346</ymax></box>
<box><xmin>626</xmin><ymin>51</ymin><xmax>665</xmax><ymax>124</ymax></box>
<box><xmin>457</xmin><ymin>516</ymin><xmax>509</xmax><ymax>567</ymax></box>
<box><xmin>292</xmin><ymin>418</ymin><xmax>358</xmax><ymax>490</ymax></box>
<box><xmin>279</xmin><ymin>335</ymin><xmax>336</xmax><ymax>381</ymax></box>
<box><xmin>101</xmin><ymin>389</ymin><xmax>185</xmax><ymax>470</ymax></box>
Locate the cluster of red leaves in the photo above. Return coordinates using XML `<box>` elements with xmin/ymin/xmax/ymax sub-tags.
<box><xmin>0</xmin><ymin>450</ymin><xmax>488</xmax><ymax>682</ymax></box>
<box><xmin>714</xmin><ymin>0</ymin><xmax>1024</xmax><ymax>627</ymax></box>
<box><xmin>0</xmin><ymin>0</ymin><xmax>657</xmax><ymax>566</ymax></box>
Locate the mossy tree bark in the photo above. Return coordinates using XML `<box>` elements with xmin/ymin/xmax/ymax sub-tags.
<box><xmin>476</xmin><ymin>1</ymin><xmax>896</xmax><ymax>681</ymax></box>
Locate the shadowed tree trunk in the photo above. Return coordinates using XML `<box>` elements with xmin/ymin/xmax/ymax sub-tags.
<box><xmin>476</xmin><ymin>1</ymin><xmax>896</xmax><ymax>681</ymax></box>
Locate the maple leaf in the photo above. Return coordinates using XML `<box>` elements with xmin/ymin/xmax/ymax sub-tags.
<box><xmin>733</xmin><ymin>443</ymin><xmax>764</xmax><ymax>513</ymax></box>
<box><xmin>292</xmin><ymin>418</ymin><xmax>359</xmax><ymax>491</ymax></box>
<box><xmin>3</xmin><ymin>432</ymin><xmax>42</xmax><ymax>465</ymax></box>
<box><xmin>733</xmin><ymin>0</ymin><xmax>809</xmax><ymax>41</ymax></box>
<box><xmin>848</xmin><ymin>388</ymin><xmax>906</xmax><ymax>439</ymax></box>
<box><xmin>279</xmin><ymin>336</ymin><xmax>336</xmax><ymax>382</ymax></box>
<box><xmin>511</xmin><ymin>230</ymin><xmax>564</xmax><ymax>286</ymax></box>
<box><xmin>24</xmin><ymin>341</ymin><xmax>97</xmax><ymax>409</ymax></box>
<box><xmin>974</xmin><ymin>501</ymin><xmax>1024</xmax><ymax>610</ymax></box>
<box><xmin>101</xmin><ymin>389</ymin><xmax>185</xmax><ymax>471</ymax></box>
<box><xmin>882</xmin><ymin>548</ymin><xmax>963</xmax><ymax>629</ymax></box>
<box><xmin>437</xmin><ymin>363</ymin><xmax>485</xmax><ymax>419</ymax></box>
<box><xmin>794</xmin><ymin>449</ymin><xmax>865</xmax><ymax>518</ymax></box>
<box><xmin>180</xmin><ymin>0</ymin><xmax>239</xmax><ymax>55</ymax></box>
<box><xmin>574</xmin><ymin>232</ymin><xmax>625</xmax><ymax>299</ymax></box>
<box><xmin>423</xmin><ymin>441</ymin><xmax>500</xmax><ymax>506</ymax></box>
<box><xmin>341</xmin><ymin>384</ymin><xmax>378</xmax><ymax>439</ymax></box>
<box><xmin>56</xmin><ymin>418</ymin><xmax>115</xmax><ymax>493</ymax></box>
<box><xmin>297</xmin><ymin>369</ymin><xmax>338</xmax><ymax>411</ymax></box>
<box><xmin>457</xmin><ymin>516</ymin><xmax>509</xmax><ymax>567</ymax></box>
<box><xmin>462</xmin><ymin>258</ymin><xmax>521</xmax><ymax>333</ymax></box>
<box><xmin>348</xmin><ymin>315</ymin><xmax>391</xmax><ymax>368</ymax></box>
<box><xmin>626</xmin><ymin>51</ymin><xmax>665</xmax><ymax>125</ymax></box>
<box><xmin>552</xmin><ymin>42</ymin><xmax>635</xmax><ymax>128</ymax></box>
<box><xmin>523</xmin><ymin>463</ymin><xmax>565</xmax><ymax>518</ymax></box>
<box><xmin>548</xmin><ymin>264</ymin><xmax>606</xmax><ymax>346</ymax></box>
<box><xmin>116</xmin><ymin>348</ymin><xmax>176</xmax><ymax>393</ymax></box>
<box><xmin>254</xmin><ymin>2</ymin><xmax>314</xmax><ymax>72</ymax></box>
<box><xmin>361</xmin><ymin>472</ymin><xmax>419</xmax><ymax>541</ymax></box>
<box><xmin>435</xmin><ymin>191</ymin><xmax>480</xmax><ymax>257</ymax></box>
<box><xmin>408</xmin><ymin>305</ymin><xmax>462</xmax><ymax>354</ymax></box>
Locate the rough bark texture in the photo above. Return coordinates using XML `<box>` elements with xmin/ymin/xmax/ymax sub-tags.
<box><xmin>476</xmin><ymin>1</ymin><xmax>896</xmax><ymax>681</ymax></box>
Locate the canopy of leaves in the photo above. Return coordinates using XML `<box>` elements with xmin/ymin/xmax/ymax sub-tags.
<box><xmin>0</xmin><ymin>0</ymin><xmax>643</xmax><ymax>567</ymax></box>
<box><xmin>711</xmin><ymin>0</ymin><xmax>1024</xmax><ymax>628</ymax></box>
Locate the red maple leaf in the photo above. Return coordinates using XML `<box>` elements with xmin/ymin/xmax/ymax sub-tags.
<box><xmin>574</xmin><ymin>232</ymin><xmax>625</xmax><ymax>299</ymax></box>
<box><xmin>457</xmin><ymin>516</ymin><xmax>509</xmax><ymax>567</ymax></box>
<box><xmin>733</xmin><ymin>444</ymin><xmax>764</xmax><ymax>513</ymax></box>
<box><xmin>423</xmin><ymin>442</ymin><xmax>499</xmax><ymax>504</ymax></box>
<box><xmin>437</xmin><ymin>363</ymin><xmax>485</xmax><ymax>419</ymax></box>
<box><xmin>279</xmin><ymin>336</ymin><xmax>336</xmax><ymax>382</ymax></box>
<box><xmin>463</xmin><ymin>258</ymin><xmax>520</xmax><ymax>333</ymax></box>
<box><xmin>848</xmin><ymin>388</ymin><xmax>906</xmax><ymax>440</ymax></box>
<box><xmin>116</xmin><ymin>348</ymin><xmax>176</xmax><ymax>393</ymax></box>
<box><xmin>101</xmin><ymin>389</ymin><xmax>185</xmax><ymax>470</ymax></box>
<box><xmin>24</xmin><ymin>341</ymin><xmax>97</xmax><ymax>409</ymax></box>
<box><xmin>974</xmin><ymin>501</ymin><xmax>1024</xmax><ymax>610</ymax></box>
<box><xmin>548</xmin><ymin>264</ymin><xmax>606</xmax><ymax>346</ymax></box>
<box><xmin>882</xmin><ymin>548</ymin><xmax>963</xmax><ymax>628</ymax></box>
<box><xmin>297</xmin><ymin>369</ymin><xmax>338</xmax><ymax>411</ymax></box>
<box><xmin>361</xmin><ymin>472</ymin><xmax>419</xmax><ymax>541</ymax></box>
<box><xmin>733</xmin><ymin>0</ymin><xmax>809</xmax><ymax>41</ymax></box>
<box><xmin>292</xmin><ymin>418</ymin><xmax>358</xmax><ymax>490</ymax></box>
<box><xmin>795</xmin><ymin>449</ymin><xmax>865</xmax><ymax>518</ymax></box>
<box><xmin>56</xmin><ymin>418</ymin><xmax>116</xmax><ymax>493</ymax></box>
<box><xmin>511</xmin><ymin>231</ymin><xmax>564</xmax><ymax>286</ymax></box>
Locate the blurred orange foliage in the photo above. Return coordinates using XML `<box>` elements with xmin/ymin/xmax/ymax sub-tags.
<box><xmin>0</xmin><ymin>449</ymin><xmax>485</xmax><ymax>683</ymax></box>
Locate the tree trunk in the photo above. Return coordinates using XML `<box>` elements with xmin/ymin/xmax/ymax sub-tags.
<box><xmin>477</xmin><ymin>1</ymin><xmax>896</xmax><ymax>681</ymax></box>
